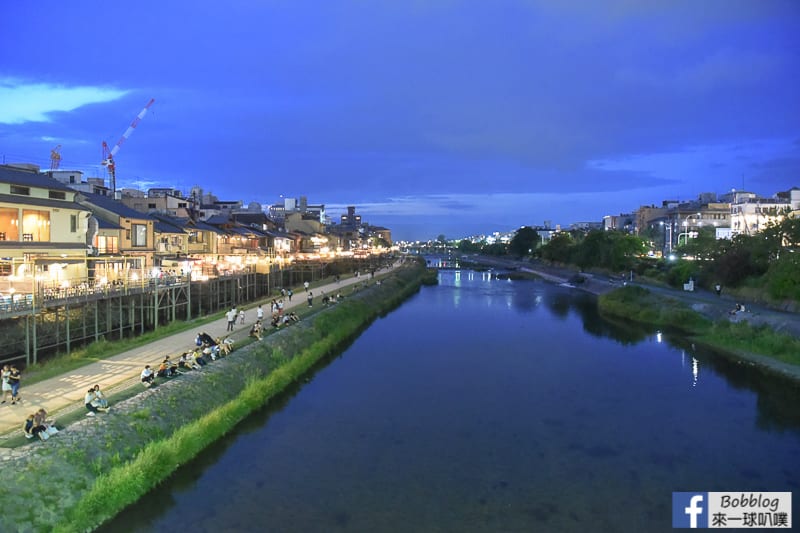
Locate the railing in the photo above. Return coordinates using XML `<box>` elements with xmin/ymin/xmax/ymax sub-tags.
<box><xmin>0</xmin><ymin>276</ymin><xmax>191</xmax><ymax>317</ymax></box>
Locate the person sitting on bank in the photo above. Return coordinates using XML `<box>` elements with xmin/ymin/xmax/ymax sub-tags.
<box><xmin>141</xmin><ymin>365</ymin><xmax>155</xmax><ymax>386</ymax></box>
<box><xmin>199</xmin><ymin>332</ymin><xmax>216</xmax><ymax>346</ymax></box>
<box><xmin>178</xmin><ymin>352</ymin><xmax>197</xmax><ymax>370</ymax></box>
<box><xmin>249</xmin><ymin>321</ymin><xmax>263</xmax><ymax>340</ymax></box>
<box><xmin>23</xmin><ymin>413</ymin><xmax>46</xmax><ymax>440</ymax></box>
<box><xmin>85</xmin><ymin>388</ymin><xmax>101</xmax><ymax>416</ymax></box>
<box><xmin>91</xmin><ymin>385</ymin><xmax>109</xmax><ymax>410</ymax></box>
<box><xmin>202</xmin><ymin>344</ymin><xmax>216</xmax><ymax>361</ymax></box>
<box><xmin>156</xmin><ymin>359</ymin><xmax>176</xmax><ymax>378</ymax></box>
<box><xmin>35</xmin><ymin>408</ymin><xmax>57</xmax><ymax>432</ymax></box>
<box><xmin>218</xmin><ymin>337</ymin><xmax>233</xmax><ymax>356</ymax></box>
<box><xmin>193</xmin><ymin>349</ymin><xmax>209</xmax><ymax>366</ymax></box>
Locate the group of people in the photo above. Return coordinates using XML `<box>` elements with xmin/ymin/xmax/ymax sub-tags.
<box><xmin>18</xmin><ymin>277</ymin><xmax>362</xmax><ymax>443</ymax></box>
<box><xmin>141</xmin><ymin>332</ymin><xmax>236</xmax><ymax>387</ymax></box>
<box><xmin>23</xmin><ymin>408</ymin><xmax>57</xmax><ymax>440</ymax></box>
<box><xmin>270</xmin><ymin>312</ymin><xmax>301</xmax><ymax>329</ymax></box>
<box><xmin>2</xmin><ymin>364</ymin><xmax>22</xmax><ymax>405</ymax></box>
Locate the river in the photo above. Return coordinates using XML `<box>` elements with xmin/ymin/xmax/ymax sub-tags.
<box><xmin>101</xmin><ymin>270</ymin><xmax>800</xmax><ymax>532</ymax></box>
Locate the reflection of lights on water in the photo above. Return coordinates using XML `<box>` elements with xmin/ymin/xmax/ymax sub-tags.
<box><xmin>692</xmin><ymin>357</ymin><xmax>699</xmax><ymax>387</ymax></box>
<box><xmin>535</xmin><ymin>295</ymin><xmax>542</xmax><ymax>305</ymax></box>
<box><xmin>656</xmin><ymin>331</ymin><xmax>662</xmax><ymax>343</ymax></box>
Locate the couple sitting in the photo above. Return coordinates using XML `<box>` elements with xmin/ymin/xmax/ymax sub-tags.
<box><xmin>85</xmin><ymin>385</ymin><xmax>109</xmax><ymax>416</ymax></box>
<box><xmin>24</xmin><ymin>409</ymin><xmax>58</xmax><ymax>440</ymax></box>
<box><xmin>157</xmin><ymin>356</ymin><xmax>179</xmax><ymax>377</ymax></box>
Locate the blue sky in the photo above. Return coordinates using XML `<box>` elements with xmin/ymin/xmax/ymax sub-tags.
<box><xmin>1</xmin><ymin>1</ymin><xmax>798</xmax><ymax>241</ymax></box>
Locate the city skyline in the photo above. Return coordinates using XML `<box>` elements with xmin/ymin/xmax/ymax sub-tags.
<box><xmin>1</xmin><ymin>1</ymin><xmax>799</xmax><ymax>240</ymax></box>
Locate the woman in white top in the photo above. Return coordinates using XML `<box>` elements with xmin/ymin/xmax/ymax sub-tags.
<box><xmin>1</xmin><ymin>365</ymin><xmax>11</xmax><ymax>403</ymax></box>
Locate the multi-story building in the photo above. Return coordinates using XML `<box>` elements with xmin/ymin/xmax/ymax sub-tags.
<box><xmin>78</xmin><ymin>192</ymin><xmax>155</xmax><ymax>281</ymax></box>
<box><xmin>121</xmin><ymin>188</ymin><xmax>193</xmax><ymax>218</ymax></box>
<box><xmin>0</xmin><ymin>164</ymin><xmax>92</xmax><ymax>293</ymax></box>
<box><xmin>727</xmin><ymin>188</ymin><xmax>799</xmax><ymax>236</ymax></box>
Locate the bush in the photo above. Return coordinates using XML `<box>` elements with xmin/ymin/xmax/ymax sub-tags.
<box><xmin>765</xmin><ymin>254</ymin><xmax>800</xmax><ymax>302</ymax></box>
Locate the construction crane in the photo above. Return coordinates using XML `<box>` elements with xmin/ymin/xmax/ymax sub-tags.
<box><xmin>50</xmin><ymin>145</ymin><xmax>62</xmax><ymax>170</ymax></box>
<box><xmin>102</xmin><ymin>98</ymin><xmax>155</xmax><ymax>195</ymax></box>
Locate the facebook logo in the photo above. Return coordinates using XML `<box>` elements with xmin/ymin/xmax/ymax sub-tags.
<box><xmin>673</xmin><ymin>492</ymin><xmax>708</xmax><ymax>528</ymax></box>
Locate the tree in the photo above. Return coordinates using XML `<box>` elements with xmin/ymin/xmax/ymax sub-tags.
<box><xmin>508</xmin><ymin>226</ymin><xmax>539</xmax><ymax>257</ymax></box>
<box><xmin>540</xmin><ymin>233</ymin><xmax>574</xmax><ymax>263</ymax></box>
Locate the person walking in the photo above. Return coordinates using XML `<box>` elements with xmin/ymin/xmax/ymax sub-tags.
<box><xmin>8</xmin><ymin>365</ymin><xmax>21</xmax><ymax>404</ymax></box>
<box><xmin>256</xmin><ymin>305</ymin><xmax>264</xmax><ymax>321</ymax></box>
<box><xmin>304</xmin><ymin>281</ymin><xmax>309</xmax><ymax>292</ymax></box>
<box><xmin>307</xmin><ymin>291</ymin><xmax>313</xmax><ymax>307</ymax></box>
<box><xmin>238</xmin><ymin>309</ymin><xmax>245</xmax><ymax>325</ymax></box>
<box><xmin>1</xmin><ymin>365</ymin><xmax>11</xmax><ymax>404</ymax></box>
<box><xmin>226</xmin><ymin>308</ymin><xmax>236</xmax><ymax>331</ymax></box>
<box><xmin>287</xmin><ymin>289</ymin><xmax>293</xmax><ymax>302</ymax></box>
<box><xmin>715</xmin><ymin>284</ymin><xmax>722</xmax><ymax>297</ymax></box>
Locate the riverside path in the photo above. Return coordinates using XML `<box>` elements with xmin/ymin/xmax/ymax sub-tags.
<box><xmin>0</xmin><ymin>265</ymin><xmax>398</xmax><ymax>439</ymax></box>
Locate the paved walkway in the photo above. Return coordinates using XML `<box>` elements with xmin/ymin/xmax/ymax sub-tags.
<box><xmin>0</xmin><ymin>269</ymin><xmax>392</xmax><ymax>439</ymax></box>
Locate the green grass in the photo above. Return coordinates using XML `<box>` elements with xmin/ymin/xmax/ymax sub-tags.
<box><xmin>598</xmin><ymin>285</ymin><xmax>711</xmax><ymax>334</ymax></box>
<box><xmin>599</xmin><ymin>285</ymin><xmax>800</xmax><ymax>367</ymax></box>
<box><xmin>55</xmin><ymin>263</ymin><xmax>427</xmax><ymax>533</ymax></box>
<box><xmin>698</xmin><ymin>321</ymin><xmax>800</xmax><ymax>366</ymax></box>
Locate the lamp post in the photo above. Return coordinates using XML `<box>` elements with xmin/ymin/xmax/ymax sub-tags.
<box><xmin>677</xmin><ymin>212</ymin><xmax>702</xmax><ymax>247</ymax></box>
<box><xmin>660</xmin><ymin>221</ymin><xmax>673</xmax><ymax>255</ymax></box>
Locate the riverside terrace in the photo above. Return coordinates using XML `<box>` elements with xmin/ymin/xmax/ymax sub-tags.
<box><xmin>0</xmin><ymin>261</ymin><xmax>402</xmax><ymax>440</ymax></box>
<box><xmin>0</xmin><ymin>252</ymin><xmax>395</xmax><ymax>369</ymax></box>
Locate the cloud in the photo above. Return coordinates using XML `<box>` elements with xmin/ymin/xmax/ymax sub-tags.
<box><xmin>0</xmin><ymin>79</ymin><xmax>128</xmax><ymax>124</ymax></box>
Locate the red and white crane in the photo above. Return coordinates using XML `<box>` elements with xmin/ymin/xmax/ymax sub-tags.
<box><xmin>102</xmin><ymin>98</ymin><xmax>155</xmax><ymax>195</ymax></box>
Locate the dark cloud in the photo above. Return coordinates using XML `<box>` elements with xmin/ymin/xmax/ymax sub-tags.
<box><xmin>2</xmin><ymin>0</ymin><xmax>799</xmax><ymax>238</ymax></box>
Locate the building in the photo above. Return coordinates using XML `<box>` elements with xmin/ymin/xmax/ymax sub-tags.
<box><xmin>727</xmin><ymin>189</ymin><xmax>798</xmax><ymax>236</ymax></box>
<box><xmin>0</xmin><ymin>164</ymin><xmax>92</xmax><ymax>293</ymax></box>
<box><xmin>121</xmin><ymin>188</ymin><xmax>193</xmax><ymax>218</ymax></box>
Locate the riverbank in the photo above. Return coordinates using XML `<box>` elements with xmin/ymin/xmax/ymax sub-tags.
<box><xmin>598</xmin><ymin>285</ymin><xmax>800</xmax><ymax>382</ymax></box>
<box><xmin>0</xmin><ymin>262</ymin><xmax>430</xmax><ymax>532</ymax></box>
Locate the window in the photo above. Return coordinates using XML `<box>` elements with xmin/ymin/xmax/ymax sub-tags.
<box><xmin>95</xmin><ymin>235</ymin><xmax>119</xmax><ymax>254</ymax></box>
<box><xmin>132</xmin><ymin>223</ymin><xmax>147</xmax><ymax>247</ymax></box>
<box><xmin>70</xmin><ymin>214</ymin><xmax>78</xmax><ymax>233</ymax></box>
<box><xmin>0</xmin><ymin>208</ymin><xmax>19</xmax><ymax>241</ymax></box>
<box><xmin>21</xmin><ymin>210</ymin><xmax>50</xmax><ymax>242</ymax></box>
<box><xmin>10</xmin><ymin>185</ymin><xmax>30</xmax><ymax>196</ymax></box>
<box><xmin>69</xmin><ymin>175</ymin><xmax>76</xmax><ymax>184</ymax></box>
<box><xmin>148</xmin><ymin>203</ymin><xmax>157</xmax><ymax>209</ymax></box>
<box><xmin>49</xmin><ymin>191</ymin><xmax>66</xmax><ymax>200</ymax></box>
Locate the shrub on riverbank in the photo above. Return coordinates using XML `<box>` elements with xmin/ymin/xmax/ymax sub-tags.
<box><xmin>50</xmin><ymin>265</ymin><xmax>427</xmax><ymax>533</ymax></box>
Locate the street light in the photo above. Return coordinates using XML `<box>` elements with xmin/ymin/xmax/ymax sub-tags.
<box><xmin>677</xmin><ymin>212</ymin><xmax>702</xmax><ymax>247</ymax></box>
<box><xmin>660</xmin><ymin>221</ymin><xmax>673</xmax><ymax>255</ymax></box>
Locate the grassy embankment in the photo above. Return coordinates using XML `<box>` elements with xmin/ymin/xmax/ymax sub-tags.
<box><xmin>54</xmin><ymin>264</ymin><xmax>435</xmax><ymax>533</ymax></box>
<box><xmin>598</xmin><ymin>285</ymin><xmax>800</xmax><ymax>368</ymax></box>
